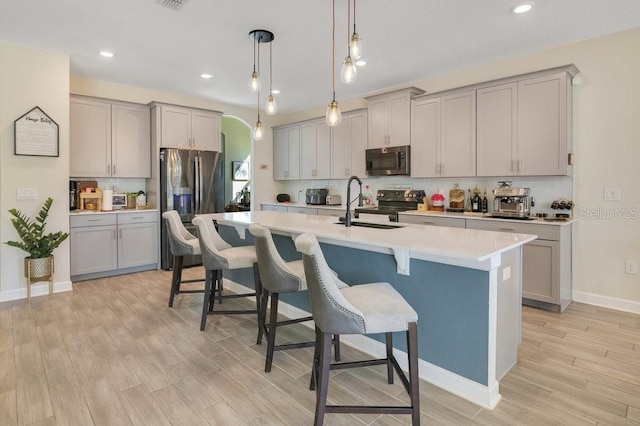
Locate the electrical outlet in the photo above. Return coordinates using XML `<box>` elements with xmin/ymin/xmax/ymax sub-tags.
<box><xmin>625</xmin><ymin>261</ymin><xmax>638</xmax><ymax>275</ymax></box>
<box><xmin>603</xmin><ymin>188</ymin><xmax>621</xmax><ymax>201</ymax></box>
<box><xmin>502</xmin><ymin>266</ymin><xmax>511</xmax><ymax>281</ymax></box>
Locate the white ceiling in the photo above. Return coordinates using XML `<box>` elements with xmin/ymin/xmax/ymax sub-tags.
<box><xmin>1</xmin><ymin>0</ymin><xmax>639</xmax><ymax>114</ymax></box>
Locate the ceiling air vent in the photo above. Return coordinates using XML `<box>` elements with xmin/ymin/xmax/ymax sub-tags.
<box><xmin>156</xmin><ymin>0</ymin><xmax>188</xmax><ymax>10</ymax></box>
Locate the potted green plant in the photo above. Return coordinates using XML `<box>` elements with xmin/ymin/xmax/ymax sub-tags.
<box><xmin>4</xmin><ymin>197</ymin><xmax>69</xmax><ymax>286</ymax></box>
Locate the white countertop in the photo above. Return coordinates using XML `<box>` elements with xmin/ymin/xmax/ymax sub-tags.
<box><xmin>203</xmin><ymin>211</ymin><xmax>537</xmax><ymax>272</ymax></box>
<box><xmin>70</xmin><ymin>208</ymin><xmax>158</xmax><ymax>216</ymax></box>
<box><xmin>261</xmin><ymin>202</ymin><xmax>348</xmax><ymax>210</ymax></box>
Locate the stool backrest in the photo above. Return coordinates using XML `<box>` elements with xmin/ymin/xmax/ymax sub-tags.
<box><xmin>295</xmin><ymin>233</ymin><xmax>365</xmax><ymax>335</ymax></box>
<box><xmin>192</xmin><ymin>216</ymin><xmax>233</xmax><ymax>270</ymax></box>
<box><xmin>249</xmin><ymin>223</ymin><xmax>303</xmax><ymax>293</ymax></box>
<box><xmin>162</xmin><ymin>210</ymin><xmax>198</xmax><ymax>255</ymax></box>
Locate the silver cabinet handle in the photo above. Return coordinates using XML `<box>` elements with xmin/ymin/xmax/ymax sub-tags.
<box><xmin>112</xmin><ymin>164</ymin><xmax>116</xmax><ymax>175</ymax></box>
<box><xmin>113</xmin><ymin>229</ymin><xmax>117</xmax><ymax>239</ymax></box>
<box><xmin>499</xmin><ymin>227</ymin><xmax>516</xmax><ymax>232</ymax></box>
<box><xmin>88</xmin><ymin>219</ymin><xmax>102</xmax><ymax>222</ymax></box>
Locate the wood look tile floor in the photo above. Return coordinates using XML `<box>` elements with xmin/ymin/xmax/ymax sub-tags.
<box><xmin>1</xmin><ymin>268</ymin><xmax>640</xmax><ymax>425</ymax></box>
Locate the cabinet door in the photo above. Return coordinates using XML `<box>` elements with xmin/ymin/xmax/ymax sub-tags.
<box><xmin>477</xmin><ymin>83</ymin><xmax>518</xmax><ymax>177</ymax></box>
<box><xmin>118</xmin><ymin>222</ymin><xmax>159</xmax><ymax>269</ymax></box>
<box><xmin>111</xmin><ymin>103</ymin><xmax>151</xmax><ymax>178</ymax></box>
<box><xmin>70</xmin><ymin>98</ymin><xmax>111</xmax><ymax>177</ymax></box>
<box><xmin>192</xmin><ymin>110</ymin><xmax>221</xmax><ymax>151</ymax></box>
<box><xmin>348</xmin><ymin>112</ymin><xmax>368</xmax><ymax>177</ymax></box>
<box><xmin>273</xmin><ymin>126</ymin><xmax>300</xmax><ymax>180</ymax></box>
<box><xmin>301</xmin><ymin>121</ymin><xmax>331</xmax><ymax>179</ymax></box>
<box><xmin>518</xmin><ymin>73</ymin><xmax>568</xmax><ymax>175</ymax></box>
<box><xmin>331</xmin><ymin>118</ymin><xmax>351</xmax><ymax>178</ymax></box>
<box><xmin>411</xmin><ymin>98</ymin><xmax>440</xmax><ymax>177</ymax></box>
<box><xmin>367</xmin><ymin>98</ymin><xmax>388</xmax><ymax>148</ymax></box>
<box><xmin>440</xmin><ymin>90</ymin><xmax>476</xmax><ymax>177</ymax></box>
<box><xmin>522</xmin><ymin>240</ymin><xmax>559</xmax><ymax>304</ymax></box>
<box><xmin>70</xmin><ymin>225</ymin><xmax>118</xmax><ymax>275</ymax></box>
<box><xmin>160</xmin><ymin>105</ymin><xmax>191</xmax><ymax>149</ymax></box>
<box><xmin>387</xmin><ymin>91</ymin><xmax>412</xmax><ymax>147</ymax></box>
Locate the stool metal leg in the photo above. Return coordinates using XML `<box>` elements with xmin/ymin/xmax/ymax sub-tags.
<box><xmin>314</xmin><ymin>331</ymin><xmax>332</xmax><ymax>426</ymax></box>
<box><xmin>265</xmin><ymin>292</ymin><xmax>280</xmax><ymax>372</ymax></box>
<box><xmin>386</xmin><ymin>332</ymin><xmax>394</xmax><ymax>384</ymax></box>
<box><xmin>168</xmin><ymin>255</ymin><xmax>183</xmax><ymax>307</ymax></box>
<box><xmin>407</xmin><ymin>322</ymin><xmax>420</xmax><ymax>425</ymax></box>
<box><xmin>200</xmin><ymin>269</ymin><xmax>214</xmax><ymax>331</ymax></box>
<box><xmin>257</xmin><ymin>289</ymin><xmax>269</xmax><ymax>345</ymax></box>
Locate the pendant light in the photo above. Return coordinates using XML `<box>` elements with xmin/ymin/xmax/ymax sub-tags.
<box><xmin>249</xmin><ymin>34</ymin><xmax>260</xmax><ymax>92</ymax></box>
<box><xmin>249</xmin><ymin>30</ymin><xmax>274</xmax><ymax>140</ymax></box>
<box><xmin>350</xmin><ymin>0</ymin><xmax>362</xmax><ymax>60</ymax></box>
<box><xmin>326</xmin><ymin>0</ymin><xmax>342</xmax><ymax>127</ymax></box>
<box><xmin>341</xmin><ymin>0</ymin><xmax>357</xmax><ymax>84</ymax></box>
<box><xmin>265</xmin><ymin>41</ymin><xmax>277</xmax><ymax>115</ymax></box>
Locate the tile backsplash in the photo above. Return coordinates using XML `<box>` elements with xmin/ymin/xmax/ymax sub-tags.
<box><xmin>275</xmin><ymin>175</ymin><xmax>573</xmax><ymax>216</ymax></box>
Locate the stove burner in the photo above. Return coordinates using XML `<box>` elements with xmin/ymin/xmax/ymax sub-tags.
<box><xmin>354</xmin><ymin>189</ymin><xmax>425</xmax><ymax>222</ymax></box>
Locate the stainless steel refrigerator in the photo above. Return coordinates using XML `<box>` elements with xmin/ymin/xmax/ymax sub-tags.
<box><xmin>160</xmin><ymin>147</ymin><xmax>225</xmax><ymax>270</ymax></box>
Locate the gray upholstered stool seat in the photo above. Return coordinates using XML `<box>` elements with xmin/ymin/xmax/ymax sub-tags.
<box><xmin>162</xmin><ymin>210</ymin><xmax>205</xmax><ymax>307</ymax></box>
<box><xmin>249</xmin><ymin>223</ymin><xmax>340</xmax><ymax>372</ymax></box>
<box><xmin>192</xmin><ymin>216</ymin><xmax>260</xmax><ymax>331</ymax></box>
<box><xmin>295</xmin><ymin>233</ymin><xmax>420</xmax><ymax>425</ymax></box>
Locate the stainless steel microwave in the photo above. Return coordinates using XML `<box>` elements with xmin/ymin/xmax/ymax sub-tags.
<box><xmin>365</xmin><ymin>145</ymin><xmax>410</xmax><ymax>176</ymax></box>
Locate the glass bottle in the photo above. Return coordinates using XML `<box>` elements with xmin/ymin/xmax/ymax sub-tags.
<box><xmin>481</xmin><ymin>189</ymin><xmax>489</xmax><ymax>213</ymax></box>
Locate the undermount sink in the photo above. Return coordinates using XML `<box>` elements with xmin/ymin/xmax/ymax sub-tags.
<box><xmin>334</xmin><ymin>221</ymin><xmax>404</xmax><ymax>230</ymax></box>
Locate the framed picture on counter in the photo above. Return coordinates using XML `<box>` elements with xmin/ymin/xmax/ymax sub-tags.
<box><xmin>232</xmin><ymin>161</ymin><xmax>249</xmax><ymax>181</ymax></box>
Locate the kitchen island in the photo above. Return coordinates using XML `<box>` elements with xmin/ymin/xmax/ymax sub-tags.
<box><xmin>201</xmin><ymin>211</ymin><xmax>536</xmax><ymax>409</ymax></box>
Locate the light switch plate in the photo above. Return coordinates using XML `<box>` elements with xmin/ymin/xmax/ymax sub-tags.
<box><xmin>603</xmin><ymin>188</ymin><xmax>621</xmax><ymax>201</ymax></box>
<box><xmin>17</xmin><ymin>188</ymin><xmax>38</xmax><ymax>200</ymax></box>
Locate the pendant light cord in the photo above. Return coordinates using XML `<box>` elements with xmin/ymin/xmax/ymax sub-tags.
<box><xmin>269</xmin><ymin>42</ymin><xmax>273</xmax><ymax>95</ymax></box>
<box><xmin>253</xmin><ymin>35</ymin><xmax>257</xmax><ymax>73</ymax></box>
<box><xmin>353</xmin><ymin>0</ymin><xmax>357</xmax><ymax>34</ymax></box>
<box><xmin>257</xmin><ymin>36</ymin><xmax>261</xmax><ymax>119</ymax></box>
<box><xmin>347</xmin><ymin>0</ymin><xmax>351</xmax><ymax>56</ymax></box>
<box><xmin>332</xmin><ymin>0</ymin><xmax>336</xmax><ymax>102</ymax></box>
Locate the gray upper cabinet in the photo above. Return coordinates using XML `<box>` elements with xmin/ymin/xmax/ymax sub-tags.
<box><xmin>70</xmin><ymin>96</ymin><xmax>150</xmax><ymax>178</ymax></box>
<box><xmin>411</xmin><ymin>90</ymin><xmax>476</xmax><ymax>177</ymax></box>
<box><xmin>151</xmin><ymin>103</ymin><xmax>221</xmax><ymax>151</ymax></box>
<box><xmin>300</xmin><ymin>119</ymin><xmax>331</xmax><ymax>179</ymax></box>
<box><xmin>331</xmin><ymin>110</ymin><xmax>367</xmax><ymax>179</ymax></box>
<box><xmin>366</xmin><ymin>87</ymin><xmax>424</xmax><ymax>148</ymax></box>
<box><xmin>477</xmin><ymin>68</ymin><xmax>574</xmax><ymax>176</ymax></box>
<box><xmin>273</xmin><ymin>125</ymin><xmax>301</xmax><ymax>180</ymax></box>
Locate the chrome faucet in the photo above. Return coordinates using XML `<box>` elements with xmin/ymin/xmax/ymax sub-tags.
<box><xmin>345</xmin><ymin>175</ymin><xmax>364</xmax><ymax>227</ymax></box>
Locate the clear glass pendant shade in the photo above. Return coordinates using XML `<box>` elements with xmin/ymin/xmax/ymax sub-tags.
<box><xmin>253</xmin><ymin>120</ymin><xmax>264</xmax><ymax>140</ymax></box>
<box><xmin>350</xmin><ymin>33</ymin><xmax>362</xmax><ymax>59</ymax></box>
<box><xmin>340</xmin><ymin>56</ymin><xmax>357</xmax><ymax>84</ymax></box>
<box><xmin>265</xmin><ymin>95</ymin><xmax>277</xmax><ymax>115</ymax></box>
<box><xmin>249</xmin><ymin>71</ymin><xmax>261</xmax><ymax>92</ymax></box>
<box><xmin>325</xmin><ymin>100</ymin><xmax>342</xmax><ymax>127</ymax></box>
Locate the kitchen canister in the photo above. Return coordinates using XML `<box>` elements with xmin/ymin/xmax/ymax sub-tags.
<box><xmin>102</xmin><ymin>189</ymin><xmax>113</xmax><ymax>211</ymax></box>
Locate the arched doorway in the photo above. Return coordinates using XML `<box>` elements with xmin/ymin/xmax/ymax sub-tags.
<box><xmin>221</xmin><ymin>116</ymin><xmax>252</xmax><ymax>209</ymax></box>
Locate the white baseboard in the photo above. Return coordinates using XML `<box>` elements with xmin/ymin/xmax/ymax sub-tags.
<box><xmin>225</xmin><ymin>279</ymin><xmax>500</xmax><ymax>409</ymax></box>
<box><xmin>0</xmin><ymin>281</ymin><xmax>73</xmax><ymax>303</ymax></box>
<box><xmin>572</xmin><ymin>290</ymin><xmax>640</xmax><ymax>314</ymax></box>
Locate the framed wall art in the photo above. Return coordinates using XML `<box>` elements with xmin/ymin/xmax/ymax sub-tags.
<box><xmin>14</xmin><ymin>106</ymin><xmax>59</xmax><ymax>157</ymax></box>
<box><xmin>232</xmin><ymin>161</ymin><xmax>250</xmax><ymax>181</ymax></box>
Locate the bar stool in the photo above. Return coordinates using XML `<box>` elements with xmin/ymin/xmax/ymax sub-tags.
<box><xmin>162</xmin><ymin>210</ymin><xmax>205</xmax><ymax>307</ymax></box>
<box><xmin>295</xmin><ymin>233</ymin><xmax>420</xmax><ymax>426</ymax></box>
<box><xmin>192</xmin><ymin>216</ymin><xmax>260</xmax><ymax>331</ymax></box>
<box><xmin>249</xmin><ymin>224</ymin><xmax>340</xmax><ymax>372</ymax></box>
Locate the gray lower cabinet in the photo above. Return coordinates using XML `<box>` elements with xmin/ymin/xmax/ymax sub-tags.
<box><xmin>397</xmin><ymin>214</ymin><xmax>466</xmax><ymax>228</ymax></box>
<box><xmin>465</xmin><ymin>219</ymin><xmax>571</xmax><ymax>312</ymax></box>
<box><xmin>70</xmin><ymin>211</ymin><xmax>158</xmax><ymax>280</ymax></box>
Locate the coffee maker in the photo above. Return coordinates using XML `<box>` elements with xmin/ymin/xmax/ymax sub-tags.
<box><xmin>491</xmin><ymin>181</ymin><xmax>531</xmax><ymax>219</ymax></box>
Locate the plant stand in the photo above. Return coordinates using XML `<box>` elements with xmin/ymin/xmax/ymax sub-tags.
<box><xmin>24</xmin><ymin>256</ymin><xmax>54</xmax><ymax>303</ymax></box>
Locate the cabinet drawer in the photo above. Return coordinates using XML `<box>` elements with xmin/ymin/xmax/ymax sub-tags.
<box><xmin>317</xmin><ymin>208</ymin><xmax>345</xmax><ymax>218</ymax></box>
<box><xmin>466</xmin><ymin>219</ymin><xmax>559</xmax><ymax>240</ymax></box>
<box><xmin>287</xmin><ymin>207</ymin><xmax>318</xmax><ymax>215</ymax></box>
<box><xmin>398</xmin><ymin>214</ymin><xmax>465</xmax><ymax>228</ymax></box>
<box><xmin>117</xmin><ymin>211</ymin><xmax>158</xmax><ymax>224</ymax></box>
<box><xmin>70</xmin><ymin>214</ymin><xmax>117</xmax><ymax>228</ymax></box>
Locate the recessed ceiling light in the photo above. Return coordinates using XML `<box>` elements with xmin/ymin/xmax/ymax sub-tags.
<box><xmin>512</xmin><ymin>3</ymin><xmax>532</xmax><ymax>14</ymax></box>
<box><xmin>355</xmin><ymin>60</ymin><xmax>366</xmax><ymax>66</ymax></box>
<box><xmin>271</xmin><ymin>89</ymin><xmax>280</xmax><ymax>95</ymax></box>
<box><xmin>200</xmin><ymin>73</ymin><xmax>213</xmax><ymax>79</ymax></box>
<box><xmin>99</xmin><ymin>51</ymin><xmax>114</xmax><ymax>58</ymax></box>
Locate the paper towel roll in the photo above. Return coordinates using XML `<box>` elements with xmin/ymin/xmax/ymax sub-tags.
<box><xmin>102</xmin><ymin>189</ymin><xmax>113</xmax><ymax>211</ymax></box>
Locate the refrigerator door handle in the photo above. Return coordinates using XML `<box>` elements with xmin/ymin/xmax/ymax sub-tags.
<box><xmin>194</xmin><ymin>154</ymin><xmax>199</xmax><ymax>214</ymax></box>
